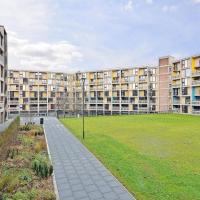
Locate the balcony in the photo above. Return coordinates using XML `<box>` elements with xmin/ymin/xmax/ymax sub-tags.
<box><xmin>39</xmin><ymin>100</ymin><xmax>47</xmax><ymax>104</ymax></box>
<box><xmin>192</xmin><ymin>101</ymin><xmax>200</xmax><ymax>105</ymax></box>
<box><xmin>192</xmin><ymin>71</ymin><xmax>200</xmax><ymax>77</ymax></box>
<box><xmin>90</xmin><ymin>100</ymin><xmax>96</xmax><ymax>103</ymax></box>
<box><xmin>138</xmin><ymin>86</ymin><xmax>147</xmax><ymax>90</ymax></box>
<box><xmin>121</xmin><ymin>100</ymin><xmax>129</xmax><ymax>103</ymax></box>
<box><xmin>112</xmin><ymin>100</ymin><xmax>120</xmax><ymax>103</ymax></box>
<box><xmin>112</xmin><ymin>107</ymin><xmax>120</xmax><ymax>111</ymax></box>
<box><xmin>173</xmin><ymin>101</ymin><xmax>180</xmax><ymax>105</ymax></box>
<box><xmin>173</xmin><ymin>108</ymin><xmax>180</xmax><ymax>113</ymax></box>
<box><xmin>192</xmin><ymin>110</ymin><xmax>200</xmax><ymax>114</ymax></box>
<box><xmin>30</xmin><ymin>100</ymin><xmax>38</xmax><ymax>104</ymax></box>
<box><xmin>112</xmin><ymin>80</ymin><xmax>119</xmax><ymax>84</ymax></box>
<box><xmin>30</xmin><ymin>107</ymin><xmax>38</xmax><ymax>111</ymax></box>
<box><xmin>121</xmin><ymin>107</ymin><xmax>129</xmax><ymax>111</ymax></box>
<box><xmin>9</xmin><ymin>100</ymin><xmax>19</xmax><ymax>104</ymax></box>
<box><xmin>192</xmin><ymin>80</ymin><xmax>200</xmax><ymax>86</ymax></box>
<box><xmin>9</xmin><ymin>107</ymin><xmax>19</xmax><ymax>111</ymax></box>
<box><xmin>139</xmin><ymin>79</ymin><xmax>147</xmax><ymax>82</ymax></box>
<box><xmin>97</xmin><ymin>106</ymin><xmax>103</xmax><ymax>110</ymax></box>
<box><xmin>39</xmin><ymin>107</ymin><xmax>47</xmax><ymax>110</ymax></box>
<box><xmin>172</xmin><ymin>75</ymin><xmax>180</xmax><ymax>80</ymax></box>
<box><xmin>172</xmin><ymin>84</ymin><xmax>180</xmax><ymax>88</ymax></box>
<box><xmin>138</xmin><ymin>108</ymin><xmax>148</xmax><ymax>111</ymax></box>
<box><xmin>139</xmin><ymin>100</ymin><xmax>147</xmax><ymax>104</ymax></box>
<box><xmin>195</xmin><ymin>64</ymin><xmax>200</xmax><ymax>68</ymax></box>
<box><xmin>0</xmin><ymin>101</ymin><xmax>4</xmax><ymax>109</ymax></box>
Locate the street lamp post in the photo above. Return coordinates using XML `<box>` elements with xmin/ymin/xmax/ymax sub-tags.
<box><xmin>82</xmin><ymin>77</ymin><xmax>86</xmax><ymax>139</ymax></box>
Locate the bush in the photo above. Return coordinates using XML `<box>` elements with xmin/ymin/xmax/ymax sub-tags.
<box><xmin>34</xmin><ymin>125</ymin><xmax>44</xmax><ymax>136</ymax></box>
<box><xmin>34</xmin><ymin>140</ymin><xmax>46</xmax><ymax>153</ymax></box>
<box><xmin>12</xmin><ymin>192</ymin><xmax>30</xmax><ymax>200</ymax></box>
<box><xmin>32</xmin><ymin>153</ymin><xmax>53</xmax><ymax>178</ymax></box>
<box><xmin>0</xmin><ymin>117</ymin><xmax>20</xmax><ymax>160</ymax></box>
<box><xmin>7</xmin><ymin>148</ymin><xmax>19</xmax><ymax>159</ymax></box>
<box><xmin>19</xmin><ymin>125</ymin><xmax>31</xmax><ymax>131</ymax></box>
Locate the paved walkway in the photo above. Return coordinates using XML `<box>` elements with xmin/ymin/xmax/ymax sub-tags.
<box><xmin>44</xmin><ymin>117</ymin><xmax>136</xmax><ymax>200</ymax></box>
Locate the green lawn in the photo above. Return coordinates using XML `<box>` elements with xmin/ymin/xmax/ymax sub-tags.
<box><xmin>60</xmin><ymin>114</ymin><xmax>200</xmax><ymax>200</ymax></box>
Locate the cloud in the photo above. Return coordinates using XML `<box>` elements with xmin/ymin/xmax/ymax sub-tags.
<box><xmin>145</xmin><ymin>0</ymin><xmax>153</xmax><ymax>4</ymax></box>
<box><xmin>8</xmin><ymin>32</ymin><xmax>83</xmax><ymax>72</ymax></box>
<box><xmin>0</xmin><ymin>0</ymin><xmax>56</xmax><ymax>33</ymax></box>
<box><xmin>192</xmin><ymin>0</ymin><xmax>200</xmax><ymax>3</ymax></box>
<box><xmin>162</xmin><ymin>5</ymin><xmax>177</xmax><ymax>12</ymax></box>
<box><xmin>123</xmin><ymin>0</ymin><xmax>133</xmax><ymax>12</ymax></box>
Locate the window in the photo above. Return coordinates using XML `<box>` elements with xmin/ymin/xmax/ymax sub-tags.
<box><xmin>150</xmin><ymin>76</ymin><xmax>156</xmax><ymax>82</ymax></box>
<box><xmin>104</xmin><ymin>91</ymin><xmax>109</xmax><ymax>96</ymax></box>
<box><xmin>132</xmin><ymin>83</ymin><xmax>138</xmax><ymax>89</ymax></box>
<box><xmin>129</xmin><ymin>76</ymin><xmax>135</xmax><ymax>82</ymax></box>
<box><xmin>133</xmin><ymin>69</ymin><xmax>138</xmax><ymax>75</ymax></box>
<box><xmin>132</xmin><ymin>90</ymin><xmax>138</xmax><ymax>96</ymax></box>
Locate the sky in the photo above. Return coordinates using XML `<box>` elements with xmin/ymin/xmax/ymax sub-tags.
<box><xmin>0</xmin><ymin>0</ymin><xmax>200</xmax><ymax>72</ymax></box>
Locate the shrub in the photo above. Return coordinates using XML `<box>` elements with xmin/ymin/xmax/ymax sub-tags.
<box><xmin>0</xmin><ymin>117</ymin><xmax>20</xmax><ymax>160</ymax></box>
<box><xmin>12</xmin><ymin>192</ymin><xmax>29</xmax><ymax>200</ymax></box>
<box><xmin>34</xmin><ymin>125</ymin><xmax>44</xmax><ymax>136</ymax></box>
<box><xmin>34</xmin><ymin>140</ymin><xmax>46</xmax><ymax>153</ymax></box>
<box><xmin>38</xmin><ymin>190</ymin><xmax>56</xmax><ymax>200</ymax></box>
<box><xmin>19</xmin><ymin>125</ymin><xmax>30</xmax><ymax>131</ymax></box>
<box><xmin>7</xmin><ymin>148</ymin><xmax>19</xmax><ymax>159</ymax></box>
<box><xmin>32</xmin><ymin>153</ymin><xmax>53</xmax><ymax>178</ymax></box>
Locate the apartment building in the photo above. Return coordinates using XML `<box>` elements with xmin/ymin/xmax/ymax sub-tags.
<box><xmin>7</xmin><ymin>54</ymin><xmax>200</xmax><ymax>117</ymax></box>
<box><xmin>0</xmin><ymin>26</ymin><xmax>8</xmax><ymax>123</ymax></box>
<box><xmin>171</xmin><ymin>54</ymin><xmax>200</xmax><ymax>114</ymax></box>
<box><xmin>73</xmin><ymin>67</ymin><xmax>158</xmax><ymax>116</ymax></box>
<box><xmin>7</xmin><ymin>66</ymin><xmax>158</xmax><ymax>117</ymax></box>
<box><xmin>7</xmin><ymin>70</ymin><xmax>71</xmax><ymax>117</ymax></box>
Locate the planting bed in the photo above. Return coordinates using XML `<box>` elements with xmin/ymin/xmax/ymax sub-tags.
<box><xmin>0</xmin><ymin>123</ymin><xmax>55</xmax><ymax>200</ymax></box>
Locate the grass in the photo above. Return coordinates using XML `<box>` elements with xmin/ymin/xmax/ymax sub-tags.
<box><xmin>60</xmin><ymin>114</ymin><xmax>200</xmax><ymax>200</ymax></box>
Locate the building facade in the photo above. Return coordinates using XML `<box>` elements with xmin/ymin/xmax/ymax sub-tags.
<box><xmin>8</xmin><ymin>66</ymin><xmax>159</xmax><ymax>117</ymax></box>
<box><xmin>7</xmin><ymin>54</ymin><xmax>200</xmax><ymax>117</ymax></box>
<box><xmin>0</xmin><ymin>26</ymin><xmax>8</xmax><ymax>123</ymax></box>
<box><xmin>171</xmin><ymin>55</ymin><xmax>200</xmax><ymax>114</ymax></box>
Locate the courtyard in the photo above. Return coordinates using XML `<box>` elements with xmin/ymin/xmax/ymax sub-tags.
<box><xmin>60</xmin><ymin>114</ymin><xmax>200</xmax><ymax>200</ymax></box>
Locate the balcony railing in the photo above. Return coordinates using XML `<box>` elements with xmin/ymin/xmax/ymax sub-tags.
<box><xmin>192</xmin><ymin>80</ymin><xmax>200</xmax><ymax>86</ymax></box>
<box><xmin>112</xmin><ymin>80</ymin><xmax>119</xmax><ymax>84</ymax></box>
<box><xmin>192</xmin><ymin>101</ymin><xmax>200</xmax><ymax>105</ymax></box>
<box><xmin>173</xmin><ymin>110</ymin><xmax>180</xmax><ymax>113</ymax></box>
<box><xmin>192</xmin><ymin>110</ymin><xmax>200</xmax><ymax>114</ymax></box>
<box><xmin>97</xmin><ymin>106</ymin><xmax>103</xmax><ymax>110</ymax></box>
<box><xmin>121</xmin><ymin>100</ymin><xmax>129</xmax><ymax>103</ymax></box>
<box><xmin>112</xmin><ymin>107</ymin><xmax>120</xmax><ymax>111</ymax></box>
<box><xmin>30</xmin><ymin>100</ymin><xmax>38</xmax><ymax>104</ymax></box>
<box><xmin>112</xmin><ymin>100</ymin><xmax>120</xmax><ymax>103</ymax></box>
<box><xmin>121</xmin><ymin>107</ymin><xmax>129</xmax><ymax>111</ymax></box>
<box><xmin>30</xmin><ymin>107</ymin><xmax>38</xmax><ymax>111</ymax></box>
<box><xmin>172</xmin><ymin>75</ymin><xmax>181</xmax><ymax>80</ymax></box>
<box><xmin>139</xmin><ymin>100</ymin><xmax>147</xmax><ymax>103</ymax></box>
<box><xmin>173</xmin><ymin>101</ymin><xmax>180</xmax><ymax>104</ymax></box>
<box><xmin>9</xmin><ymin>107</ymin><xmax>19</xmax><ymax>111</ymax></box>
<box><xmin>172</xmin><ymin>84</ymin><xmax>180</xmax><ymax>88</ymax></box>
<box><xmin>9</xmin><ymin>100</ymin><xmax>19</xmax><ymax>104</ymax></box>
<box><xmin>192</xmin><ymin>71</ymin><xmax>200</xmax><ymax>77</ymax></box>
<box><xmin>39</xmin><ymin>107</ymin><xmax>47</xmax><ymax>110</ymax></box>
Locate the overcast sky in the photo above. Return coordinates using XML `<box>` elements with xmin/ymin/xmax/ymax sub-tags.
<box><xmin>0</xmin><ymin>0</ymin><xmax>200</xmax><ymax>72</ymax></box>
